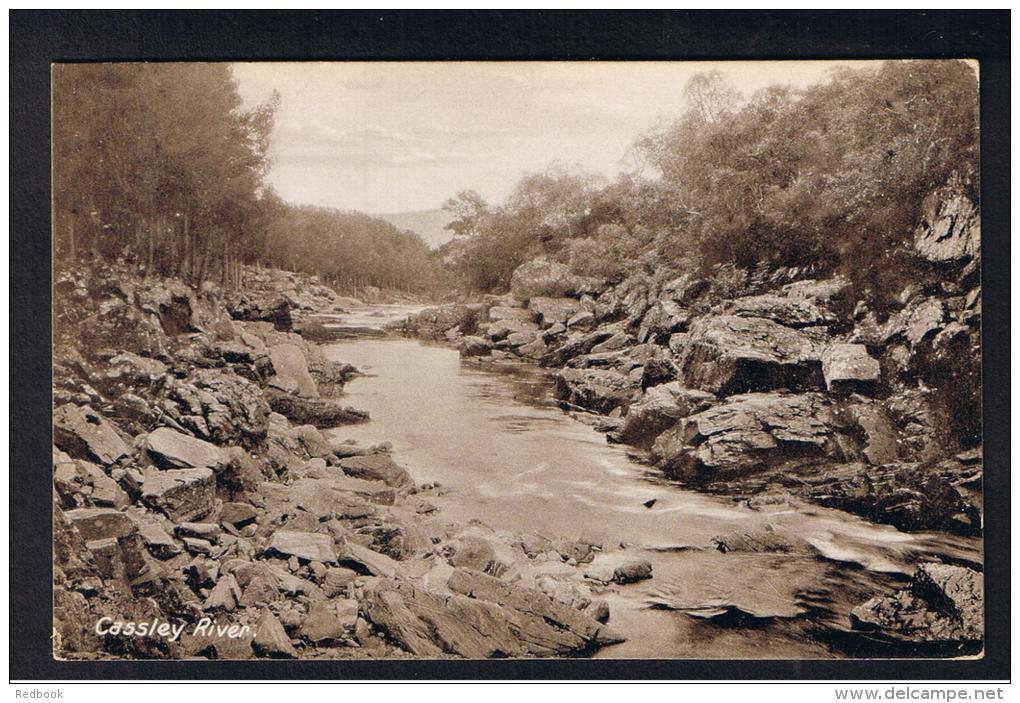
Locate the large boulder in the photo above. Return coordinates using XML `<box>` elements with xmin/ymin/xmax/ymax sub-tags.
<box><xmin>510</xmin><ymin>258</ymin><xmax>601</xmax><ymax>302</ymax></box>
<box><xmin>53</xmin><ymin>405</ymin><xmax>129</xmax><ymax>466</ymax></box>
<box><xmin>162</xmin><ymin>369</ymin><xmax>270</xmax><ymax>446</ymax></box>
<box><xmin>673</xmin><ymin>315</ymin><xmax>825</xmax><ymax>396</ymax></box>
<box><xmin>338</xmin><ymin>454</ymin><xmax>414</xmax><ymax>491</ymax></box>
<box><xmin>144</xmin><ymin>427</ymin><xmax>226</xmax><ymax>470</ymax></box>
<box><xmin>554</xmin><ymin>368</ymin><xmax>638</xmax><ymax>414</ymax></box>
<box><xmin>851</xmin><ymin>563</ymin><xmax>982</xmax><ymax>651</ymax></box>
<box><xmin>401</xmin><ymin>304</ymin><xmax>479</xmax><ymax>339</ymax></box>
<box><xmin>652</xmin><ymin>392</ymin><xmax>840</xmax><ymax>481</ymax></box>
<box><xmin>267</xmin><ymin>343</ymin><xmax>319</xmax><ymax>399</ymax></box>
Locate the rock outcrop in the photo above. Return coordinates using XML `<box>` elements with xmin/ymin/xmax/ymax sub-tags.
<box><xmin>851</xmin><ymin>563</ymin><xmax>983</xmax><ymax>652</ymax></box>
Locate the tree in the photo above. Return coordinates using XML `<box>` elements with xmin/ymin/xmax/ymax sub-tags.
<box><xmin>442</xmin><ymin>190</ymin><xmax>489</xmax><ymax>238</ymax></box>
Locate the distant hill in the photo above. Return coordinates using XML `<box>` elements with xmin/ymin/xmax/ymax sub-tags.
<box><xmin>373</xmin><ymin>208</ymin><xmax>455</xmax><ymax>249</ymax></box>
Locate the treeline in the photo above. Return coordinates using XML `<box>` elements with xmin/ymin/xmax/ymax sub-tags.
<box><xmin>52</xmin><ymin>63</ymin><xmax>447</xmax><ymax>296</ymax></box>
<box><xmin>441</xmin><ymin>60</ymin><xmax>979</xmax><ymax>307</ymax></box>
<box><xmin>257</xmin><ymin>196</ymin><xmax>450</xmax><ymax>295</ymax></box>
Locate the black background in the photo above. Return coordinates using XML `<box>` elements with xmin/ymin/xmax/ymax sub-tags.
<box><xmin>9</xmin><ymin>10</ymin><xmax>1010</xmax><ymax>681</ymax></box>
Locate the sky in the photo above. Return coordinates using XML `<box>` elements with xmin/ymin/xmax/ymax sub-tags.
<box><xmin>232</xmin><ymin>60</ymin><xmax>870</xmax><ymax>214</ymax></box>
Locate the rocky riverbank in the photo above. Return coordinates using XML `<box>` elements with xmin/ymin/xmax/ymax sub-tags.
<box><xmin>53</xmin><ymin>265</ymin><xmax>633</xmax><ymax>660</ymax></box>
<box><xmin>392</xmin><ymin>182</ymin><xmax>984</xmax><ymax>652</ymax></box>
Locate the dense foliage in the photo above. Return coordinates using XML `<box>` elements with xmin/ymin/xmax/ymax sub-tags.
<box><xmin>444</xmin><ymin>61</ymin><xmax>979</xmax><ymax>307</ymax></box>
<box><xmin>257</xmin><ymin>195</ymin><xmax>450</xmax><ymax>295</ymax></box>
<box><xmin>53</xmin><ymin>63</ymin><xmax>277</xmax><ymax>286</ymax></box>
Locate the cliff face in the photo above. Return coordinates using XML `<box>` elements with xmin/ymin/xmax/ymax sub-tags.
<box><xmin>399</xmin><ymin>182</ymin><xmax>983</xmax><ymax>538</ymax></box>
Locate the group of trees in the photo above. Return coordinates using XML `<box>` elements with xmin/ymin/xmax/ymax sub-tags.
<box><xmin>442</xmin><ymin>60</ymin><xmax>979</xmax><ymax>308</ymax></box>
<box><xmin>257</xmin><ymin>195</ymin><xmax>450</xmax><ymax>295</ymax></box>
<box><xmin>53</xmin><ymin>63</ymin><xmax>447</xmax><ymax>296</ymax></box>
<box><xmin>53</xmin><ymin>63</ymin><xmax>278</xmax><ymax>287</ymax></box>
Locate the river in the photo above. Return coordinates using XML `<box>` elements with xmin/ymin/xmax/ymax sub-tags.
<box><xmin>320</xmin><ymin>307</ymin><xmax>981</xmax><ymax>659</ymax></box>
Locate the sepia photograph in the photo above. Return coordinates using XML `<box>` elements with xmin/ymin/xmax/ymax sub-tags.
<box><xmin>48</xmin><ymin>56</ymin><xmax>986</xmax><ymax>664</ymax></box>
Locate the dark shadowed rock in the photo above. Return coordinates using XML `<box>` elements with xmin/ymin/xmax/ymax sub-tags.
<box><xmin>802</xmin><ymin>462</ymin><xmax>981</xmax><ymax>535</ymax></box>
<box><xmin>54</xmin><ymin>405</ymin><xmax>129</xmax><ymax>466</ymax></box>
<box><xmin>266</xmin><ymin>390</ymin><xmax>369</xmax><ymax>428</ymax></box>
<box><xmin>227</xmin><ymin>293</ymin><xmax>292</xmax><ymax>331</ymax></box>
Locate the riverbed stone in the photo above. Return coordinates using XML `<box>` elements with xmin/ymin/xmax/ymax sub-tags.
<box><xmin>338</xmin><ymin>454</ymin><xmax>414</xmax><ymax>491</ymax></box>
<box><xmin>268</xmin><ymin>343</ymin><xmax>319</xmax><ymax>399</ymax></box>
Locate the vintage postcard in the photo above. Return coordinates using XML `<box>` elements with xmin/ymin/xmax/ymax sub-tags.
<box><xmin>50</xmin><ymin>57</ymin><xmax>983</xmax><ymax>663</ymax></box>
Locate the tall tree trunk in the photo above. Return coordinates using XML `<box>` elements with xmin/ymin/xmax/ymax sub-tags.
<box><xmin>67</xmin><ymin>214</ymin><xmax>76</xmax><ymax>262</ymax></box>
<box><xmin>146</xmin><ymin>216</ymin><xmax>155</xmax><ymax>277</ymax></box>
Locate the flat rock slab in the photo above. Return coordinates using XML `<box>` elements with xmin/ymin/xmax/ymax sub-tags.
<box><xmin>145</xmin><ymin>427</ymin><xmax>225</xmax><ymax>470</ymax></box>
<box><xmin>54</xmin><ymin>404</ymin><xmax>129</xmax><ymax>466</ymax></box>
<box><xmin>266</xmin><ymin>530</ymin><xmax>337</xmax><ymax>563</ymax></box>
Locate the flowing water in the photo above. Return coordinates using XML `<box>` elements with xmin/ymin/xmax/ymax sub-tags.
<box><xmin>320</xmin><ymin>307</ymin><xmax>981</xmax><ymax>659</ymax></box>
